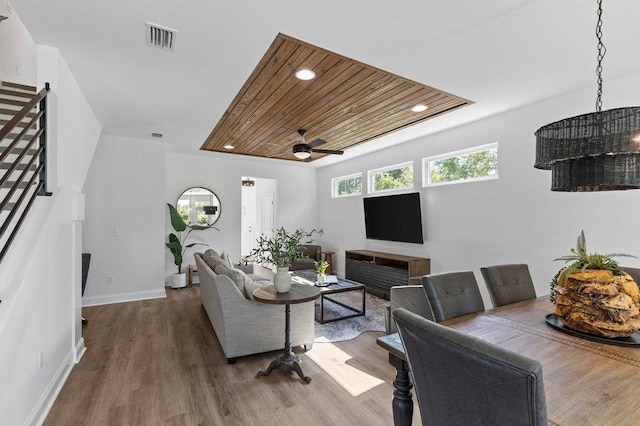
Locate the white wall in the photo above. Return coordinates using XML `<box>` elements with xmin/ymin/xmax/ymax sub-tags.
<box><xmin>164</xmin><ymin>150</ymin><xmax>318</xmax><ymax>279</ymax></box>
<box><xmin>82</xmin><ymin>134</ymin><xmax>166</xmax><ymax>306</ymax></box>
<box><xmin>0</xmin><ymin>2</ymin><xmax>36</xmax><ymax>84</ymax></box>
<box><xmin>0</xmin><ymin>12</ymin><xmax>101</xmax><ymax>423</ymax></box>
<box><xmin>318</xmin><ymin>71</ymin><xmax>640</xmax><ymax>308</ymax></box>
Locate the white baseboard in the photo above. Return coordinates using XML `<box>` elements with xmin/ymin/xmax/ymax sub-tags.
<box><xmin>82</xmin><ymin>288</ymin><xmax>166</xmax><ymax>307</ymax></box>
<box><xmin>74</xmin><ymin>337</ymin><xmax>86</xmax><ymax>364</ymax></box>
<box><xmin>27</xmin><ymin>347</ymin><xmax>75</xmax><ymax>426</ymax></box>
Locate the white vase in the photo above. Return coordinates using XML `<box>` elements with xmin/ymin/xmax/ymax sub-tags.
<box><xmin>317</xmin><ymin>274</ymin><xmax>326</xmax><ymax>286</ymax></box>
<box><xmin>172</xmin><ymin>272</ymin><xmax>187</xmax><ymax>289</ymax></box>
<box><xmin>273</xmin><ymin>266</ymin><xmax>292</xmax><ymax>293</ymax></box>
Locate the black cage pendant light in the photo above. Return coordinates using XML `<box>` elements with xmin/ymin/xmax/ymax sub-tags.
<box><xmin>534</xmin><ymin>0</ymin><xmax>640</xmax><ymax>192</ymax></box>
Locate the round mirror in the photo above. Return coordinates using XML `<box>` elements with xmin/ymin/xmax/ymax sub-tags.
<box><xmin>176</xmin><ymin>187</ymin><xmax>221</xmax><ymax>226</ymax></box>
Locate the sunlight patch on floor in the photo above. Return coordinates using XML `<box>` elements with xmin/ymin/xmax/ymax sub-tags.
<box><xmin>306</xmin><ymin>338</ymin><xmax>384</xmax><ymax>396</ymax></box>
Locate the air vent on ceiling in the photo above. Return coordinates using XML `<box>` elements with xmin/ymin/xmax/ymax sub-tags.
<box><xmin>145</xmin><ymin>22</ymin><xmax>176</xmax><ymax>52</ymax></box>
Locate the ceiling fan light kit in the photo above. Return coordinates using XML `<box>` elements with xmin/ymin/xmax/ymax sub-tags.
<box><xmin>291</xmin><ymin>129</ymin><xmax>344</xmax><ymax>161</ymax></box>
<box><xmin>534</xmin><ymin>0</ymin><xmax>640</xmax><ymax>191</ymax></box>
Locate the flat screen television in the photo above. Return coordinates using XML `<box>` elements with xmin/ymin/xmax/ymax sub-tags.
<box><xmin>363</xmin><ymin>192</ymin><xmax>424</xmax><ymax>244</ymax></box>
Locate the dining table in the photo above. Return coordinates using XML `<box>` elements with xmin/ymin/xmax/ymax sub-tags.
<box><xmin>378</xmin><ymin>296</ymin><xmax>640</xmax><ymax>425</ymax></box>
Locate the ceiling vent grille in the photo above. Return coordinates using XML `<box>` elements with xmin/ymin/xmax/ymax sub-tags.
<box><xmin>145</xmin><ymin>22</ymin><xmax>176</xmax><ymax>52</ymax></box>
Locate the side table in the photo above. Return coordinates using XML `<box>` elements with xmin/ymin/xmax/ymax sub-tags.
<box><xmin>253</xmin><ymin>283</ymin><xmax>320</xmax><ymax>383</ymax></box>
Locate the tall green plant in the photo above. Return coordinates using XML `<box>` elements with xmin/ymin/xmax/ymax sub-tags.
<box><xmin>250</xmin><ymin>227</ymin><xmax>322</xmax><ymax>268</ymax></box>
<box><xmin>166</xmin><ymin>203</ymin><xmax>218</xmax><ymax>274</ymax></box>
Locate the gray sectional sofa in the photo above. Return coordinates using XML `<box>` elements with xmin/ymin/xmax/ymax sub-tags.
<box><xmin>195</xmin><ymin>249</ymin><xmax>315</xmax><ymax>363</ymax></box>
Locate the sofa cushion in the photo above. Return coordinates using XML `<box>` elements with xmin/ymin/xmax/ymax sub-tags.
<box><xmin>221</xmin><ymin>251</ymin><xmax>234</xmax><ymax>269</ymax></box>
<box><xmin>214</xmin><ymin>262</ymin><xmax>246</xmax><ymax>295</ymax></box>
<box><xmin>243</xmin><ymin>276</ymin><xmax>268</xmax><ymax>300</ymax></box>
<box><xmin>203</xmin><ymin>249</ymin><xmax>222</xmax><ymax>270</ymax></box>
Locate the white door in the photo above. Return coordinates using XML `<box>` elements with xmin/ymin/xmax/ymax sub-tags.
<box><xmin>261</xmin><ymin>193</ymin><xmax>274</xmax><ymax>238</ymax></box>
<box><xmin>241</xmin><ymin>198</ymin><xmax>255</xmax><ymax>256</ymax></box>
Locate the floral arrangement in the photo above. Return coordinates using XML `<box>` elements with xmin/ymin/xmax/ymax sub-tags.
<box><xmin>250</xmin><ymin>227</ymin><xmax>322</xmax><ymax>268</ymax></box>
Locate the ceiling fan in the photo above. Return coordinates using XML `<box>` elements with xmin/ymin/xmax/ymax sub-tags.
<box><xmin>292</xmin><ymin>129</ymin><xmax>344</xmax><ymax>160</ymax></box>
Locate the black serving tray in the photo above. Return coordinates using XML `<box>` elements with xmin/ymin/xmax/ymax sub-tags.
<box><xmin>545</xmin><ymin>313</ymin><xmax>640</xmax><ymax>347</ymax></box>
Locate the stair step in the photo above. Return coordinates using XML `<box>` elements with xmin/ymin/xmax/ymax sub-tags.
<box><xmin>0</xmin><ymin>147</ymin><xmax>39</xmax><ymax>156</ymax></box>
<box><xmin>1</xmin><ymin>81</ymin><xmax>37</xmax><ymax>93</ymax></box>
<box><xmin>0</xmin><ymin>97</ymin><xmax>32</xmax><ymax>108</ymax></box>
<box><xmin>0</xmin><ymin>89</ymin><xmax>37</xmax><ymax>101</ymax></box>
<box><xmin>0</xmin><ymin>162</ymin><xmax>37</xmax><ymax>171</ymax></box>
<box><xmin>0</xmin><ymin>114</ymin><xmax>35</xmax><ymax>127</ymax></box>
<box><xmin>0</xmin><ymin>202</ymin><xmax>19</xmax><ymax>212</ymax></box>
<box><xmin>0</xmin><ymin>107</ymin><xmax>38</xmax><ymax>118</ymax></box>
<box><xmin>1</xmin><ymin>180</ymin><xmax>36</xmax><ymax>189</ymax></box>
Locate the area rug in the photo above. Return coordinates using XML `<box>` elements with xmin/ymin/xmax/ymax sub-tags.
<box><xmin>314</xmin><ymin>291</ymin><xmax>387</xmax><ymax>342</ymax></box>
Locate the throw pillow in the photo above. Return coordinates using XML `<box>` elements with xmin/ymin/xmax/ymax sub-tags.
<box><xmin>220</xmin><ymin>251</ymin><xmax>234</xmax><ymax>269</ymax></box>
<box><xmin>244</xmin><ymin>277</ymin><xmax>268</xmax><ymax>300</ymax></box>
<box><xmin>203</xmin><ymin>249</ymin><xmax>222</xmax><ymax>270</ymax></box>
<box><xmin>213</xmin><ymin>262</ymin><xmax>245</xmax><ymax>294</ymax></box>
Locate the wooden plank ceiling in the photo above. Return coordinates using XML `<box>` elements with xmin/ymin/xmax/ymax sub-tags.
<box><xmin>201</xmin><ymin>33</ymin><xmax>473</xmax><ymax>162</ymax></box>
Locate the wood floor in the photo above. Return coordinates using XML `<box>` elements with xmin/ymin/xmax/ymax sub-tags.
<box><xmin>45</xmin><ymin>286</ymin><xmax>422</xmax><ymax>425</ymax></box>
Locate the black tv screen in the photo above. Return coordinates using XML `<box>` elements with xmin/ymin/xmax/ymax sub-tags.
<box><xmin>363</xmin><ymin>192</ymin><xmax>424</xmax><ymax>244</ymax></box>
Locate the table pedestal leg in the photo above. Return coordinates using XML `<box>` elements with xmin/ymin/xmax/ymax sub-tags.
<box><xmin>389</xmin><ymin>353</ymin><xmax>413</xmax><ymax>426</ymax></box>
<box><xmin>257</xmin><ymin>304</ymin><xmax>312</xmax><ymax>384</ymax></box>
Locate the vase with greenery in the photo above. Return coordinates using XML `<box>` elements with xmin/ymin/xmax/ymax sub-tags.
<box><xmin>551</xmin><ymin>230</ymin><xmax>639</xmax><ymax>338</ymax></box>
<box><xmin>315</xmin><ymin>260</ymin><xmax>329</xmax><ymax>285</ymax></box>
<box><xmin>166</xmin><ymin>203</ymin><xmax>218</xmax><ymax>288</ymax></box>
<box><xmin>250</xmin><ymin>227</ymin><xmax>322</xmax><ymax>293</ymax></box>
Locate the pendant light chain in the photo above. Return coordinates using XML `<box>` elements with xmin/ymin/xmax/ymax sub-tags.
<box><xmin>595</xmin><ymin>0</ymin><xmax>606</xmax><ymax>112</ymax></box>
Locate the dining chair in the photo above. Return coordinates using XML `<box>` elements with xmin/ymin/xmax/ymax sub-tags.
<box><xmin>621</xmin><ymin>266</ymin><xmax>640</xmax><ymax>289</ymax></box>
<box><xmin>393</xmin><ymin>307</ymin><xmax>548</xmax><ymax>426</ymax></box>
<box><xmin>481</xmin><ymin>263</ymin><xmax>537</xmax><ymax>307</ymax></box>
<box><xmin>419</xmin><ymin>271</ymin><xmax>485</xmax><ymax>322</ymax></box>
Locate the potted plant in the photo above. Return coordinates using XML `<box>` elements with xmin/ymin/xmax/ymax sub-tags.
<box><xmin>166</xmin><ymin>203</ymin><xmax>218</xmax><ymax>288</ymax></box>
<box><xmin>551</xmin><ymin>231</ymin><xmax>639</xmax><ymax>338</ymax></box>
<box><xmin>250</xmin><ymin>227</ymin><xmax>322</xmax><ymax>293</ymax></box>
<box><xmin>315</xmin><ymin>260</ymin><xmax>329</xmax><ymax>285</ymax></box>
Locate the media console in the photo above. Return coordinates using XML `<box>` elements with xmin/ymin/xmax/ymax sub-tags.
<box><xmin>345</xmin><ymin>250</ymin><xmax>431</xmax><ymax>299</ymax></box>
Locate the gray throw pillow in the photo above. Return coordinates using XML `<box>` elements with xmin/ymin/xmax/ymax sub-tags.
<box><xmin>214</xmin><ymin>263</ymin><xmax>245</xmax><ymax>295</ymax></box>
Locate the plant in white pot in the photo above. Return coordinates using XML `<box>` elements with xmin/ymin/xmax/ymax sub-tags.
<box><xmin>166</xmin><ymin>203</ymin><xmax>218</xmax><ymax>288</ymax></box>
<box><xmin>315</xmin><ymin>260</ymin><xmax>329</xmax><ymax>286</ymax></box>
<box><xmin>250</xmin><ymin>227</ymin><xmax>322</xmax><ymax>293</ymax></box>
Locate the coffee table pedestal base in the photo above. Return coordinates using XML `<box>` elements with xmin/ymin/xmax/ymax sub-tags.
<box><xmin>257</xmin><ymin>349</ymin><xmax>311</xmax><ymax>384</ymax></box>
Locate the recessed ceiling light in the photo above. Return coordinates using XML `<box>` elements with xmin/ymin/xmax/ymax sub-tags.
<box><xmin>295</xmin><ymin>69</ymin><xmax>316</xmax><ymax>80</ymax></box>
<box><xmin>223</xmin><ymin>144</ymin><xmax>235</xmax><ymax>150</ymax></box>
<box><xmin>411</xmin><ymin>104</ymin><xmax>428</xmax><ymax>113</ymax></box>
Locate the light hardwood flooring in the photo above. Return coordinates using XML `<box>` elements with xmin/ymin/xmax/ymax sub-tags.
<box><xmin>45</xmin><ymin>286</ymin><xmax>422</xmax><ymax>425</ymax></box>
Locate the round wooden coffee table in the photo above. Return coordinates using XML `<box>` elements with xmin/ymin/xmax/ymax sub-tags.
<box><xmin>253</xmin><ymin>283</ymin><xmax>320</xmax><ymax>383</ymax></box>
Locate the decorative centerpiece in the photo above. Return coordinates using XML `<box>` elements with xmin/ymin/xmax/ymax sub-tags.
<box><xmin>315</xmin><ymin>260</ymin><xmax>329</xmax><ymax>286</ymax></box>
<box><xmin>250</xmin><ymin>227</ymin><xmax>322</xmax><ymax>293</ymax></box>
<box><xmin>551</xmin><ymin>231</ymin><xmax>640</xmax><ymax>338</ymax></box>
<box><xmin>166</xmin><ymin>203</ymin><xmax>218</xmax><ymax>288</ymax></box>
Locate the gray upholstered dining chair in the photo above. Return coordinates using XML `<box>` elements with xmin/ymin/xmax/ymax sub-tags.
<box><xmin>393</xmin><ymin>307</ymin><xmax>548</xmax><ymax>426</ymax></box>
<box><xmin>418</xmin><ymin>271</ymin><xmax>485</xmax><ymax>322</ymax></box>
<box><xmin>481</xmin><ymin>264</ymin><xmax>537</xmax><ymax>307</ymax></box>
<box><xmin>621</xmin><ymin>266</ymin><xmax>640</xmax><ymax>288</ymax></box>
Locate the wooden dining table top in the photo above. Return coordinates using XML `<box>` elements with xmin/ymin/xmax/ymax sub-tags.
<box><xmin>415</xmin><ymin>296</ymin><xmax>640</xmax><ymax>425</ymax></box>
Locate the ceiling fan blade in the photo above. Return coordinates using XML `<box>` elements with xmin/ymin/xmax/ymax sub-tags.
<box><xmin>308</xmin><ymin>138</ymin><xmax>326</xmax><ymax>148</ymax></box>
<box><xmin>311</xmin><ymin>148</ymin><xmax>344</xmax><ymax>155</ymax></box>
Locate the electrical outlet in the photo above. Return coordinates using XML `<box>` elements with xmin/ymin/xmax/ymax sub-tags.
<box><xmin>106</xmin><ymin>275</ymin><xmax>114</xmax><ymax>284</ymax></box>
<box><xmin>38</xmin><ymin>349</ymin><xmax>44</xmax><ymax>370</ymax></box>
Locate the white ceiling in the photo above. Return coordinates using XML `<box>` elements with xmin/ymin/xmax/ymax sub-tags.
<box><xmin>9</xmin><ymin>0</ymin><xmax>640</xmax><ymax>166</ymax></box>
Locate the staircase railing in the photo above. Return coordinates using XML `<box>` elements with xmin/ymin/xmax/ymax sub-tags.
<box><xmin>0</xmin><ymin>82</ymin><xmax>51</xmax><ymax>263</ymax></box>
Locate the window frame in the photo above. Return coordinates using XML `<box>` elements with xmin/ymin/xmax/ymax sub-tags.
<box><xmin>422</xmin><ymin>142</ymin><xmax>499</xmax><ymax>187</ymax></box>
<box><xmin>331</xmin><ymin>172</ymin><xmax>363</xmax><ymax>198</ymax></box>
<box><xmin>367</xmin><ymin>161</ymin><xmax>414</xmax><ymax>194</ymax></box>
